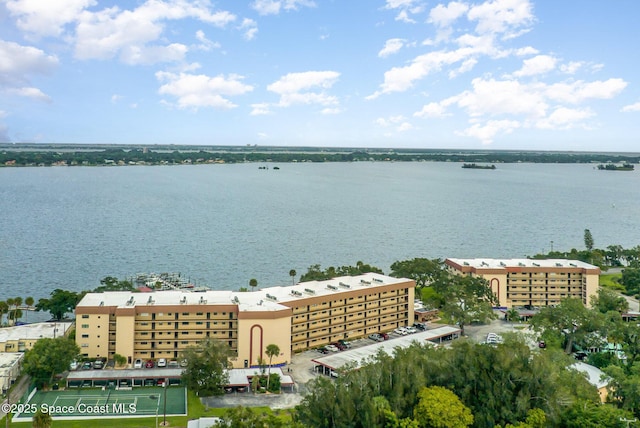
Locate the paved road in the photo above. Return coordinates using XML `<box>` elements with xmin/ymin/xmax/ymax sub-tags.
<box><xmin>1</xmin><ymin>375</ymin><xmax>31</xmax><ymax>422</ymax></box>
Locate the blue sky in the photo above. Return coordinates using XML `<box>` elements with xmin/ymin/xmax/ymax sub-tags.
<box><xmin>1</xmin><ymin>0</ymin><xmax>639</xmax><ymax>151</ymax></box>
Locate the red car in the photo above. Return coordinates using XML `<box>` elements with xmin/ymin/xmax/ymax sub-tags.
<box><xmin>145</xmin><ymin>360</ymin><xmax>155</xmax><ymax>368</ymax></box>
<box><xmin>380</xmin><ymin>332</ymin><xmax>389</xmax><ymax>340</ymax></box>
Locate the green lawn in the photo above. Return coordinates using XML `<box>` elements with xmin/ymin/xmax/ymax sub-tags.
<box><xmin>600</xmin><ymin>272</ymin><xmax>625</xmax><ymax>291</ymax></box>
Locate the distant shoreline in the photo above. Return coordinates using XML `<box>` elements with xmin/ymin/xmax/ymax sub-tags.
<box><xmin>2</xmin><ymin>144</ymin><xmax>640</xmax><ymax>168</ymax></box>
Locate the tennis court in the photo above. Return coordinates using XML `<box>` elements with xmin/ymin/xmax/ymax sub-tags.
<box><xmin>13</xmin><ymin>386</ymin><xmax>187</xmax><ymax>421</ymax></box>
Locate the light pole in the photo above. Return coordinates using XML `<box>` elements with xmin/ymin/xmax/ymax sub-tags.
<box><xmin>162</xmin><ymin>378</ymin><xmax>168</xmax><ymax>426</ymax></box>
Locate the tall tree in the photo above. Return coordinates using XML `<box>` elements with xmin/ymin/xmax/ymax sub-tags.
<box><xmin>289</xmin><ymin>269</ymin><xmax>297</xmax><ymax>285</ymax></box>
<box><xmin>6</xmin><ymin>297</ymin><xmax>15</xmax><ymax>325</ymax></box>
<box><xmin>413</xmin><ymin>386</ymin><xmax>473</xmax><ymax>428</ymax></box>
<box><xmin>180</xmin><ymin>338</ymin><xmax>232</xmax><ymax>396</ymax></box>
<box><xmin>35</xmin><ymin>289</ymin><xmax>80</xmax><ymax>320</ymax></box>
<box><xmin>32</xmin><ymin>408</ymin><xmax>53</xmax><ymax>428</ymax></box>
<box><xmin>23</xmin><ymin>337</ymin><xmax>80</xmax><ymax>387</ymax></box>
<box><xmin>432</xmin><ymin>272</ymin><xmax>498</xmax><ymax>335</ymax></box>
<box><xmin>0</xmin><ymin>301</ymin><xmax>8</xmax><ymax>325</ymax></box>
<box><xmin>24</xmin><ymin>296</ymin><xmax>34</xmax><ymax>322</ymax></box>
<box><xmin>390</xmin><ymin>258</ymin><xmax>444</xmax><ymax>288</ymax></box>
<box><xmin>249</xmin><ymin>278</ymin><xmax>258</xmax><ymax>292</ymax></box>
<box><xmin>590</xmin><ymin>287</ymin><xmax>629</xmax><ymax>314</ymax></box>
<box><xmin>265</xmin><ymin>344</ymin><xmax>280</xmax><ymax>392</ymax></box>
<box><xmin>584</xmin><ymin>229</ymin><xmax>594</xmax><ymax>252</ymax></box>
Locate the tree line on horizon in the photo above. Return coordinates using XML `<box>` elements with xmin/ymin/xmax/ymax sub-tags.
<box><xmin>2</xmin><ymin>146</ymin><xmax>640</xmax><ymax>167</ymax></box>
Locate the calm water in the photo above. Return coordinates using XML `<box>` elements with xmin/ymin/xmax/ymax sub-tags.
<box><xmin>1</xmin><ymin>162</ymin><xmax>639</xmax><ymax>307</ymax></box>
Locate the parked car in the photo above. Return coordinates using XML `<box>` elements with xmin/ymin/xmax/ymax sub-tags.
<box><xmin>134</xmin><ymin>359</ymin><xmax>143</xmax><ymax>369</ymax></box>
<box><xmin>157</xmin><ymin>358</ymin><xmax>167</xmax><ymax>368</ymax></box>
<box><xmin>413</xmin><ymin>322</ymin><xmax>427</xmax><ymax>330</ymax></box>
<box><xmin>167</xmin><ymin>360</ymin><xmax>179</xmax><ymax>368</ymax></box>
<box><xmin>81</xmin><ymin>361</ymin><xmax>93</xmax><ymax>370</ymax></box>
<box><xmin>317</xmin><ymin>346</ymin><xmax>330</xmax><ymax>354</ymax></box>
<box><xmin>331</xmin><ymin>342</ymin><xmax>346</xmax><ymax>351</ymax></box>
<box><xmin>394</xmin><ymin>327</ymin><xmax>408</xmax><ymax>335</ymax></box>
<box><xmin>145</xmin><ymin>360</ymin><xmax>155</xmax><ymax>368</ymax></box>
<box><xmin>379</xmin><ymin>332</ymin><xmax>389</xmax><ymax>340</ymax></box>
<box><xmin>93</xmin><ymin>359</ymin><xmax>104</xmax><ymax>369</ymax></box>
<box><xmin>405</xmin><ymin>326</ymin><xmax>418</xmax><ymax>334</ymax></box>
<box><xmin>325</xmin><ymin>344</ymin><xmax>339</xmax><ymax>352</ymax></box>
<box><xmin>338</xmin><ymin>339</ymin><xmax>351</xmax><ymax>349</ymax></box>
<box><xmin>369</xmin><ymin>333</ymin><xmax>384</xmax><ymax>342</ymax></box>
<box><xmin>69</xmin><ymin>360</ymin><xmax>79</xmax><ymax>371</ymax></box>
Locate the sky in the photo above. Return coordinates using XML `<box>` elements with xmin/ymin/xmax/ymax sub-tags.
<box><xmin>1</xmin><ymin>0</ymin><xmax>639</xmax><ymax>151</ymax></box>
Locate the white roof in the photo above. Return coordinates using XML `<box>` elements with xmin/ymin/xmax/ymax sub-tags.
<box><xmin>226</xmin><ymin>367</ymin><xmax>293</xmax><ymax>386</ymax></box>
<box><xmin>0</xmin><ymin>322</ymin><xmax>73</xmax><ymax>343</ymax></box>
<box><xmin>572</xmin><ymin>362</ymin><xmax>609</xmax><ymax>389</ymax></box>
<box><xmin>311</xmin><ymin>326</ymin><xmax>461</xmax><ymax>371</ymax></box>
<box><xmin>447</xmin><ymin>258</ymin><xmax>598</xmax><ymax>270</ymax></box>
<box><xmin>0</xmin><ymin>353</ymin><xmax>23</xmax><ymax>377</ymax></box>
<box><xmin>77</xmin><ymin>273</ymin><xmax>412</xmax><ymax>312</ymax></box>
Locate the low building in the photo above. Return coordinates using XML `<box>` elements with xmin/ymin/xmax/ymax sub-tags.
<box><xmin>572</xmin><ymin>362</ymin><xmax>610</xmax><ymax>402</ymax></box>
<box><xmin>0</xmin><ymin>322</ymin><xmax>73</xmax><ymax>353</ymax></box>
<box><xmin>75</xmin><ymin>273</ymin><xmax>415</xmax><ymax>369</ymax></box>
<box><xmin>445</xmin><ymin>258</ymin><xmax>600</xmax><ymax>308</ymax></box>
<box><xmin>0</xmin><ymin>353</ymin><xmax>23</xmax><ymax>395</ymax></box>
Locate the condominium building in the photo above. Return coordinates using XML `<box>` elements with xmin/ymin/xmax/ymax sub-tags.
<box><xmin>75</xmin><ymin>273</ymin><xmax>415</xmax><ymax>369</ymax></box>
<box><xmin>445</xmin><ymin>258</ymin><xmax>600</xmax><ymax>308</ymax></box>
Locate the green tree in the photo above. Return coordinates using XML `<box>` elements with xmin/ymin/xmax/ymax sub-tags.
<box><xmin>265</xmin><ymin>343</ymin><xmax>280</xmax><ymax>392</ymax></box>
<box><xmin>23</xmin><ymin>337</ymin><xmax>80</xmax><ymax>387</ymax></box>
<box><xmin>32</xmin><ymin>407</ymin><xmax>52</xmax><ymax>428</ymax></box>
<box><xmin>390</xmin><ymin>258</ymin><xmax>444</xmax><ymax>288</ymax></box>
<box><xmin>584</xmin><ymin>229</ymin><xmax>594</xmax><ymax>251</ymax></box>
<box><xmin>35</xmin><ymin>289</ymin><xmax>80</xmax><ymax>320</ymax></box>
<box><xmin>24</xmin><ymin>296</ymin><xmax>34</xmax><ymax>322</ymax></box>
<box><xmin>530</xmin><ymin>298</ymin><xmax>603</xmax><ymax>353</ymax></box>
<box><xmin>0</xmin><ymin>301</ymin><xmax>8</xmax><ymax>325</ymax></box>
<box><xmin>94</xmin><ymin>276</ymin><xmax>135</xmax><ymax>292</ymax></box>
<box><xmin>590</xmin><ymin>287</ymin><xmax>629</xmax><ymax>314</ymax></box>
<box><xmin>621</xmin><ymin>267</ymin><xmax>640</xmax><ymax>296</ymax></box>
<box><xmin>505</xmin><ymin>308</ymin><xmax>521</xmax><ymax>322</ymax></box>
<box><xmin>249</xmin><ymin>278</ymin><xmax>258</xmax><ymax>292</ymax></box>
<box><xmin>289</xmin><ymin>269</ymin><xmax>297</xmax><ymax>285</ymax></box>
<box><xmin>6</xmin><ymin>297</ymin><xmax>15</xmax><ymax>325</ymax></box>
<box><xmin>180</xmin><ymin>338</ymin><xmax>232</xmax><ymax>396</ymax></box>
<box><xmin>113</xmin><ymin>353</ymin><xmax>127</xmax><ymax>368</ymax></box>
<box><xmin>413</xmin><ymin>386</ymin><xmax>473</xmax><ymax>428</ymax></box>
<box><xmin>560</xmin><ymin>400</ymin><xmax>634</xmax><ymax>428</ymax></box>
<box><xmin>213</xmin><ymin>405</ymin><xmax>304</xmax><ymax>428</ymax></box>
<box><xmin>432</xmin><ymin>272</ymin><xmax>498</xmax><ymax>335</ymax></box>
<box><xmin>12</xmin><ymin>296</ymin><xmax>23</xmax><ymax>323</ymax></box>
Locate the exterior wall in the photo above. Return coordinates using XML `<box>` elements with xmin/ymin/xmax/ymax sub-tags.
<box><xmin>75</xmin><ymin>275</ymin><xmax>416</xmax><ymax>368</ymax></box>
<box><xmin>445</xmin><ymin>259</ymin><xmax>600</xmax><ymax>308</ymax></box>
<box><xmin>236</xmin><ymin>312</ymin><xmax>292</xmax><ymax>368</ymax></box>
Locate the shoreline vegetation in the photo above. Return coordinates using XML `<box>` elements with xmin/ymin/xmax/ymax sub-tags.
<box><xmin>1</xmin><ymin>144</ymin><xmax>640</xmax><ymax>167</ymax></box>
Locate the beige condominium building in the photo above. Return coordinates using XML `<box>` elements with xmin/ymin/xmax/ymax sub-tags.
<box><xmin>445</xmin><ymin>258</ymin><xmax>600</xmax><ymax>308</ymax></box>
<box><xmin>75</xmin><ymin>273</ymin><xmax>415</xmax><ymax>369</ymax></box>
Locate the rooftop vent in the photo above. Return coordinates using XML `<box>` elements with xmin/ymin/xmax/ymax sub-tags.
<box><xmin>518</xmin><ymin>262</ymin><xmax>525</xmax><ymax>267</ymax></box>
<box><xmin>99</xmin><ymin>301</ymin><xmax>104</xmax><ymax>307</ymax></box>
<box><xmin>463</xmin><ymin>262</ymin><xmax>469</xmax><ymax>266</ymax></box>
<box><xmin>373</xmin><ymin>278</ymin><xmax>383</xmax><ymax>283</ymax></box>
<box><xmin>291</xmin><ymin>290</ymin><xmax>302</xmax><ymax>297</ymax></box>
<box><xmin>147</xmin><ymin>296</ymin><xmax>155</xmax><ymax>305</ymax></box>
<box><xmin>499</xmin><ymin>262</ymin><xmax>506</xmax><ymax>267</ymax></box>
<box><xmin>360</xmin><ymin>280</ymin><xmax>372</xmax><ymax>285</ymax></box>
<box><xmin>199</xmin><ymin>296</ymin><xmax>207</xmax><ymax>304</ymax></box>
<box><xmin>569</xmin><ymin>263</ymin><xmax>577</xmax><ymax>267</ymax></box>
<box><xmin>304</xmin><ymin>288</ymin><xmax>315</xmax><ymax>295</ymax></box>
<box><xmin>555</xmin><ymin>263</ymin><xmax>562</xmax><ymax>267</ymax></box>
<box><xmin>266</xmin><ymin>293</ymin><xmax>278</xmax><ymax>301</ymax></box>
<box><xmin>339</xmin><ymin>282</ymin><xmax>351</xmax><ymax>289</ymax></box>
<box><xmin>533</xmin><ymin>262</ymin><xmax>540</xmax><ymax>267</ymax></box>
<box><xmin>180</xmin><ymin>296</ymin><xmax>187</xmax><ymax>304</ymax></box>
<box><xmin>232</xmin><ymin>296</ymin><xmax>240</xmax><ymax>304</ymax></box>
<box><xmin>126</xmin><ymin>297</ymin><xmax>134</xmax><ymax>306</ymax></box>
<box><xmin>327</xmin><ymin>285</ymin><xmax>338</xmax><ymax>291</ymax></box>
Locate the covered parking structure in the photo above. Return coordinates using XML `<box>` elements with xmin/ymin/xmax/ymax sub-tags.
<box><xmin>311</xmin><ymin>325</ymin><xmax>461</xmax><ymax>377</ymax></box>
<box><xmin>66</xmin><ymin>368</ymin><xmax>183</xmax><ymax>388</ymax></box>
<box><xmin>225</xmin><ymin>368</ymin><xmax>295</xmax><ymax>393</ymax></box>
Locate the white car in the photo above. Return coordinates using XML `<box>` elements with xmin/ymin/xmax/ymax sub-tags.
<box><xmin>157</xmin><ymin>358</ymin><xmax>167</xmax><ymax>368</ymax></box>
<box><xmin>69</xmin><ymin>360</ymin><xmax>79</xmax><ymax>370</ymax></box>
<box><xmin>134</xmin><ymin>359</ymin><xmax>143</xmax><ymax>369</ymax></box>
<box><xmin>394</xmin><ymin>327</ymin><xmax>408</xmax><ymax>335</ymax></box>
<box><xmin>325</xmin><ymin>345</ymin><xmax>339</xmax><ymax>352</ymax></box>
<box><xmin>405</xmin><ymin>326</ymin><xmax>418</xmax><ymax>334</ymax></box>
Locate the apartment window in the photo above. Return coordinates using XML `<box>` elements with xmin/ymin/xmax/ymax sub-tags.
<box><xmin>81</xmin><ymin>324</ymin><xmax>89</xmax><ymax>328</ymax></box>
<box><xmin>181</xmin><ymin>341</ymin><xmax>188</xmax><ymax>345</ymax></box>
<box><xmin>182</xmin><ymin>312</ymin><xmax>189</xmax><ymax>316</ymax></box>
<box><xmin>196</xmin><ymin>312</ymin><xmax>203</xmax><ymax>316</ymax></box>
<box><xmin>81</xmin><ymin>334</ymin><xmax>89</xmax><ymax>338</ymax></box>
<box><xmin>81</xmin><ymin>344</ymin><xmax>88</xmax><ymax>348</ymax></box>
<box><xmin>81</xmin><ymin>314</ymin><xmax>89</xmax><ymax>319</ymax></box>
<box><xmin>182</xmin><ymin>322</ymin><xmax>189</xmax><ymax>325</ymax></box>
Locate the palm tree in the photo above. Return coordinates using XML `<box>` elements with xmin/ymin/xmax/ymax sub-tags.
<box><xmin>32</xmin><ymin>407</ymin><xmax>52</xmax><ymax>428</ymax></box>
<box><xmin>265</xmin><ymin>344</ymin><xmax>280</xmax><ymax>392</ymax></box>
<box><xmin>13</xmin><ymin>297</ymin><xmax>23</xmax><ymax>323</ymax></box>
<box><xmin>25</xmin><ymin>297</ymin><xmax>34</xmax><ymax>323</ymax></box>
<box><xmin>289</xmin><ymin>269</ymin><xmax>297</xmax><ymax>285</ymax></box>
<box><xmin>249</xmin><ymin>278</ymin><xmax>258</xmax><ymax>292</ymax></box>
<box><xmin>6</xmin><ymin>298</ymin><xmax>15</xmax><ymax>325</ymax></box>
<box><xmin>0</xmin><ymin>301</ymin><xmax>8</xmax><ymax>326</ymax></box>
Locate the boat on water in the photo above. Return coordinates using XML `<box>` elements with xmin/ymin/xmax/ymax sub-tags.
<box><xmin>597</xmin><ymin>163</ymin><xmax>634</xmax><ymax>171</ymax></box>
<box><xmin>461</xmin><ymin>163</ymin><xmax>496</xmax><ymax>170</ymax></box>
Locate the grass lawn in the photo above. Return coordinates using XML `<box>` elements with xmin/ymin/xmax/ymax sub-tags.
<box><xmin>600</xmin><ymin>272</ymin><xmax>625</xmax><ymax>291</ymax></box>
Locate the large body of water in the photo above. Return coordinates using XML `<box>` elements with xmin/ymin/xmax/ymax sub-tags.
<box><xmin>1</xmin><ymin>162</ymin><xmax>639</xmax><ymax>307</ymax></box>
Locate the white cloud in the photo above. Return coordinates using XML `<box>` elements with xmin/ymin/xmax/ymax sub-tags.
<box><xmin>621</xmin><ymin>102</ymin><xmax>640</xmax><ymax>113</ymax></box>
<box><xmin>6</xmin><ymin>87</ymin><xmax>52</xmax><ymax>102</ymax></box>
<box><xmin>111</xmin><ymin>94</ymin><xmax>123</xmax><ymax>103</ymax></box>
<box><xmin>414</xmin><ymin>102</ymin><xmax>450</xmax><ymax>118</ymax></box>
<box><xmin>545</xmin><ymin>78</ymin><xmax>627</xmax><ymax>104</ymax></box>
<box><xmin>378</xmin><ymin>38</ymin><xmax>406</xmax><ymax>58</ymax></box>
<box><xmin>195</xmin><ymin>30</ymin><xmax>220</xmax><ymax>51</ymax></box>
<box><xmin>156</xmin><ymin>71</ymin><xmax>253</xmax><ymax>110</ymax></box>
<box><xmin>467</xmin><ymin>0</ymin><xmax>534</xmax><ymax>36</ymax></box>
<box><xmin>251</xmin><ymin>0</ymin><xmax>316</xmax><ymax>16</ymax></box>
<box><xmin>0</xmin><ymin>40</ymin><xmax>59</xmax><ymax>85</ymax></box>
<box><xmin>428</xmin><ymin>2</ymin><xmax>469</xmax><ymax>28</ymax></box>
<box><xmin>560</xmin><ymin>61</ymin><xmax>583</xmax><ymax>75</ymax></box>
<box><xmin>513</xmin><ymin>54</ymin><xmax>557</xmax><ymax>77</ymax></box>
<box><xmin>5</xmin><ymin>0</ymin><xmax>96</xmax><ymax>37</ymax></box>
<box><xmin>251</xmin><ymin>103</ymin><xmax>272</xmax><ymax>115</ymax></box>
<box><xmin>375</xmin><ymin>114</ymin><xmax>411</xmax><ymax>131</ymax></box>
<box><xmin>239</xmin><ymin>18</ymin><xmax>258</xmax><ymax>41</ymax></box>
<box><xmin>267</xmin><ymin>71</ymin><xmax>340</xmax><ymax>108</ymax></box>
<box><xmin>384</xmin><ymin>0</ymin><xmax>425</xmax><ymax>23</ymax></box>
<box><xmin>455</xmin><ymin>78</ymin><xmax>548</xmax><ymax>118</ymax></box>
<box><xmin>536</xmin><ymin>107</ymin><xmax>593</xmax><ymax>129</ymax></box>
<box><xmin>74</xmin><ymin>1</ymin><xmax>236</xmax><ymax>64</ymax></box>
<box><xmin>321</xmin><ymin>107</ymin><xmax>342</xmax><ymax>115</ymax></box>
<box><xmin>458</xmin><ymin>119</ymin><xmax>520</xmax><ymax>144</ymax></box>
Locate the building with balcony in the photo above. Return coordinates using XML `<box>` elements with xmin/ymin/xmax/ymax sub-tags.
<box><xmin>75</xmin><ymin>273</ymin><xmax>415</xmax><ymax>369</ymax></box>
<box><xmin>445</xmin><ymin>258</ymin><xmax>600</xmax><ymax>308</ymax></box>
<box><xmin>0</xmin><ymin>322</ymin><xmax>73</xmax><ymax>353</ymax></box>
